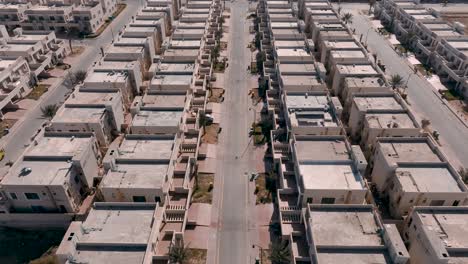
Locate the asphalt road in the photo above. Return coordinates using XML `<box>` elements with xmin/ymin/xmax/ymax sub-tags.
<box><xmin>0</xmin><ymin>0</ymin><xmax>143</xmax><ymax>166</ymax></box>
<box><xmin>215</xmin><ymin>0</ymin><xmax>256</xmax><ymax>263</ymax></box>
<box><xmin>344</xmin><ymin>6</ymin><xmax>468</xmax><ymax>166</ymax></box>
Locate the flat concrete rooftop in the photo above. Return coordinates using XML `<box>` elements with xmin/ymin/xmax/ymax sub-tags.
<box><xmin>294</xmin><ymin>136</ymin><xmax>350</xmax><ymax>162</ymax></box>
<box><xmin>330</xmin><ymin>50</ymin><xmax>367</xmax><ymax>59</ymax></box>
<box><xmin>354</xmin><ymin>96</ymin><xmax>403</xmax><ymax>111</ymax></box>
<box><xmin>345</xmin><ymin>77</ymin><xmax>385</xmax><ymax>88</ymax></box>
<box><xmin>396</xmin><ymin>166</ymin><xmax>464</xmax><ymax>193</ymax></box>
<box><xmin>52</xmin><ymin>107</ymin><xmax>105</xmax><ymax>124</ymax></box>
<box><xmin>157</xmin><ymin>63</ymin><xmax>195</xmax><ymax>74</ymax></box>
<box><xmin>151</xmin><ymin>74</ymin><xmax>192</xmax><ymax>88</ymax></box>
<box><xmin>300</xmin><ymin>164</ymin><xmax>364</xmax><ymax>190</ymax></box>
<box><xmin>103</xmin><ymin>163</ymin><xmax>168</xmax><ymax>189</ymax></box>
<box><xmin>308</xmin><ymin>206</ymin><xmax>382</xmax><ymax>247</ymax></box>
<box><xmin>323</xmin><ymin>40</ymin><xmax>360</xmax><ymax>50</ymax></box>
<box><xmin>279</xmin><ymin>63</ymin><xmax>316</xmax><ymax>75</ymax></box>
<box><xmin>132</xmin><ymin>110</ymin><xmax>183</xmax><ymax>128</ymax></box>
<box><xmin>66</xmin><ymin>204</ymin><xmax>157</xmax><ymax>263</ymax></box>
<box><xmin>365</xmin><ymin>113</ymin><xmax>416</xmax><ymax>129</ymax></box>
<box><xmin>115</xmin><ymin>135</ymin><xmax>175</xmax><ymax>161</ymax></box>
<box><xmin>2</xmin><ymin>160</ymin><xmax>74</xmax><ymax>186</ymax></box>
<box><xmin>281</xmin><ymin>75</ymin><xmax>323</xmax><ymax>88</ymax></box>
<box><xmin>142</xmin><ymin>93</ymin><xmax>187</xmax><ymax>108</ymax></box>
<box><xmin>336</xmin><ymin>64</ymin><xmax>378</xmax><ymax>75</ymax></box>
<box><xmin>170</xmin><ymin>40</ymin><xmax>202</xmax><ymax>48</ymax></box>
<box><xmin>66</xmin><ymin>91</ymin><xmax>120</xmax><ymax>106</ymax></box>
<box><xmin>26</xmin><ymin>135</ymin><xmax>93</xmax><ymax>158</ymax></box>
<box><xmin>414</xmin><ymin>207</ymin><xmax>468</xmax><ymax>252</ymax></box>
<box><xmin>84</xmin><ymin>71</ymin><xmax>128</xmax><ymax>84</ymax></box>
<box><xmin>286</xmin><ymin>93</ymin><xmax>328</xmax><ymax>109</ymax></box>
<box><xmin>378</xmin><ymin>139</ymin><xmax>441</xmax><ymax>164</ymax></box>
<box><xmin>274</xmin><ymin>40</ymin><xmax>305</xmax><ymax>48</ymax></box>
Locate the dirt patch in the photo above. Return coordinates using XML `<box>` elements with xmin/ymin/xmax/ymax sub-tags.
<box><xmin>448</xmin><ymin>100</ymin><xmax>468</xmax><ymax>119</ymax></box>
<box><xmin>202</xmin><ymin>124</ymin><xmax>220</xmax><ymax>144</ymax></box>
<box><xmin>254</xmin><ymin>173</ymin><xmax>276</xmax><ymax>204</ymax></box>
<box><xmin>261</xmin><ymin>249</ymin><xmax>271</xmax><ymax>264</ymax></box>
<box><xmin>68</xmin><ymin>46</ymin><xmax>85</xmax><ymax>57</ymax></box>
<box><xmin>249</xmin><ymin>88</ymin><xmax>262</xmax><ymax>103</ymax></box>
<box><xmin>187</xmin><ymin>248</ymin><xmax>207</xmax><ymax>264</ymax></box>
<box><xmin>191</xmin><ymin>173</ymin><xmax>214</xmax><ymax>204</ymax></box>
<box><xmin>220</xmin><ymin>42</ymin><xmax>228</xmax><ymax>50</ymax></box>
<box><xmin>25</xmin><ymin>84</ymin><xmax>50</xmax><ymax>100</ymax></box>
<box><xmin>213</xmin><ymin>58</ymin><xmax>228</xmax><ymax>73</ymax></box>
<box><xmin>209</xmin><ymin>88</ymin><xmax>225</xmax><ymax>103</ymax></box>
<box><xmin>0</xmin><ymin>119</ymin><xmax>17</xmax><ymax>138</ymax></box>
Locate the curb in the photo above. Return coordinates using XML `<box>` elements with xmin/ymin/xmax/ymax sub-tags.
<box><xmin>356</xmin><ymin>14</ymin><xmax>468</xmax><ymax>129</ymax></box>
<box><xmin>0</xmin><ymin>76</ymin><xmax>66</xmax><ymax>149</ymax></box>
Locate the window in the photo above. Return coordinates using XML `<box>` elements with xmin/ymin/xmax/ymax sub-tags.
<box><xmin>133</xmin><ymin>196</ymin><xmax>146</xmax><ymax>202</ymax></box>
<box><xmin>407</xmin><ymin>217</ymin><xmax>413</xmax><ymax>227</ymax></box>
<box><xmin>430</xmin><ymin>200</ymin><xmax>445</xmax><ymax>206</ymax></box>
<box><xmin>10</xmin><ymin>193</ymin><xmax>17</xmax><ymax>200</ymax></box>
<box><xmin>25</xmin><ymin>193</ymin><xmax>39</xmax><ymax>200</ymax></box>
<box><xmin>59</xmin><ymin>205</ymin><xmax>67</xmax><ymax>213</ymax></box>
<box><xmin>453</xmin><ymin>200</ymin><xmax>460</xmax><ymax>206</ymax></box>
<box><xmin>154</xmin><ymin>196</ymin><xmax>161</xmax><ymax>203</ymax></box>
<box><xmin>321</xmin><ymin>197</ymin><xmax>335</xmax><ymax>204</ymax></box>
<box><xmin>306</xmin><ymin>197</ymin><xmax>313</xmax><ymax>204</ymax></box>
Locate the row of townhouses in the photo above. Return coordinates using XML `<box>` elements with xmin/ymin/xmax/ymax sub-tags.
<box><xmin>0</xmin><ymin>0</ymin><xmax>118</xmax><ymax>34</ymax></box>
<box><xmin>376</xmin><ymin>0</ymin><xmax>468</xmax><ymax>98</ymax></box>
<box><xmin>0</xmin><ymin>0</ymin><xmax>223</xmax><ymax>262</ymax></box>
<box><xmin>0</xmin><ymin>26</ymin><xmax>68</xmax><ymax>117</ymax></box>
<box><xmin>257</xmin><ymin>0</ymin><xmax>468</xmax><ymax>263</ymax></box>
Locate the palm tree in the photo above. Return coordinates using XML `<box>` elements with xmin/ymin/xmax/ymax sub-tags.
<box><xmin>389</xmin><ymin>74</ymin><xmax>404</xmax><ymax>89</ymax></box>
<box><xmin>199</xmin><ymin>112</ymin><xmax>212</xmax><ymax>135</ymax></box>
<box><xmin>41</xmin><ymin>104</ymin><xmax>59</xmax><ymax>120</ymax></box>
<box><xmin>269</xmin><ymin>239</ymin><xmax>291</xmax><ymax>264</ymax></box>
<box><xmin>341</xmin><ymin>12</ymin><xmax>353</xmax><ymax>25</ymax></box>
<box><xmin>168</xmin><ymin>238</ymin><xmax>190</xmax><ymax>264</ymax></box>
<box><xmin>74</xmin><ymin>70</ymin><xmax>87</xmax><ymax>84</ymax></box>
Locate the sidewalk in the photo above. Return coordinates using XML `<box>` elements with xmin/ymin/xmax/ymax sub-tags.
<box><xmin>359</xmin><ymin>14</ymin><xmax>468</xmax><ymax>129</ymax></box>
<box><xmin>0</xmin><ymin>77</ymin><xmax>64</xmax><ymax>149</ymax></box>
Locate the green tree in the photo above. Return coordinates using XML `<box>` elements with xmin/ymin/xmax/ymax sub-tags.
<box><xmin>168</xmin><ymin>238</ymin><xmax>190</xmax><ymax>264</ymax></box>
<box><xmin>74</xmin><ymin>70</ymin><xmax>87</xmax><ymax>84</ymax></box>
<box><xmin>41</xmin><ymin>104</ymin><xmax>59</xmax><ymax>120</ymax></box>
<box><xmin>269</xmin><ymin>239</ymin><xmax>291</xmax><ymax>264</ymax></box>
<box><xmin>389</xmin><ymin>74</ymin><xmax>404</xmax><ymax>89</ymax></box>
<box><xmin>254</xmin><ymin>31</ymin><xmax>262</xmax><ymax>50</ymax></box>
<box><xmin>199</xmin><ymin>112</ymin><xmax>212</xmax><ymax>135</ymax></box>
<box><xmin>341</xmin><ymin>12</ymin><xmax>353</xmax><ymax>24</ymax></box>
<box><xmin>256</xmin><ymin>51</ymin><xmax>266</xmax><ymax>75</ymax></box>
<box><xmin>258</xmin><ymin>76</ymin><xmax>268</xmax><ymax>98</ymax></box>
<box><xmin>211</xmin><ymin>44</ymin><xmax>221</xmax><ymax>64</ymax></box>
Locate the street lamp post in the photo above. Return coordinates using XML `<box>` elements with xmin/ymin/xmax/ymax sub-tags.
<box><xmin>252</xmin><ymin>244</ymin><xmax>263</xmax><ymax>264</ymax></box>
<box><xmin>405</xmin><ymin>72</ymin><xmax>414</xmax><ymax>87</ymax></box>
<box><xmin>110</xmin><ymin>25</ymin><xmax>115</xmax><ymax>42</ymax></box>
